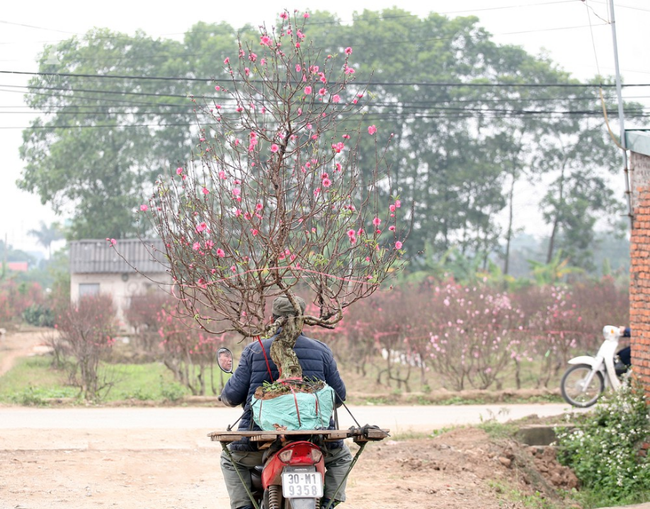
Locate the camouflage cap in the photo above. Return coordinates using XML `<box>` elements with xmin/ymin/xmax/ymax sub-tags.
<box><xmin>272</xmin><ymin>296</ymin><xmax>306</xmax><ymax>317</ymax></box>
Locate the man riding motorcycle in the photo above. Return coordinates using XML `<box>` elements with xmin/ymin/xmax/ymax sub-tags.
<box><xmin>219</xmin><ymin>296</ymin><xmax>352</xmax><ymax>509</ymax></box>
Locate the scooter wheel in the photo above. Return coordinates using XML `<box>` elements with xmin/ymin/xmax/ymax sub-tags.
<box><xmin>560</xmin><ymin>364</ymin><xmax>605</xmax><ymax>407</ymax></box>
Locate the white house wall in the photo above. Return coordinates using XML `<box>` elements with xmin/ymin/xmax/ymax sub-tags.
<box><xmin>70</xmin><ymin>272</ymin><xmax>171</xmax><ymax>329</ymax></box>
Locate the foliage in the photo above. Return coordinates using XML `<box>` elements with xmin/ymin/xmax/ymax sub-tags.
<box><xmin>156</xmin><ymin>305</ymin><xmax>225</xmax><ymax>396</ymax></box>
<box><xmin>324</xmin><ymin>277</ymin><xmax>628</xmax><ymax>392</ymax></box>
<box><xmin>528</xmin><ymin>250</ymin><xmax>584</xmax><ymax>286</ymax></box>
<box><xmin>0</xmin><ymin>280</ymin><xmax>45</xmax><ymax>323</ymax></box>
<box><xmin>54</xmin><ymin>294</ymin><xmax>118</xmax><ymax>400</ymax></box>
<box><xmin>22</xmin><ymin>303</ymin><xmax>55</xmax><ymax>328</ymax></box>
<box><xmin>18</xmin><ymin>29</ymin><xmax>204</xmax><ymax>240</ymax></box>
<box><xmin>16</xmin><ymin>9</ymin><xmax>635</xmax><ymax>279</ymax></box>
<box><xmin>28</xmin><ymin>221</ymin><xmax>64</xmax><ymax>258</ymax></box>
<box><xmin>556</xmin><ymin>380</ymin><xmax>650</xmax><ymax>506</ymax></box>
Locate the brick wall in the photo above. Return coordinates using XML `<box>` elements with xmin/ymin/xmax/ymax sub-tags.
<box><xmin>630</xmin><ymin>151</ymin><xmax>650</xmax><ymax>398</ymax></box>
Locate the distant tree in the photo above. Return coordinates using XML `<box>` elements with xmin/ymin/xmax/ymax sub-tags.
<box><xmin>28</xmin><ymin>221</ymin><xmax>63</xmax><ymax>258</ymax></box>
<box><xmin>18</xmin><ymin>27</ymin><xmax>241</xmax><ymax>240</ymax></box>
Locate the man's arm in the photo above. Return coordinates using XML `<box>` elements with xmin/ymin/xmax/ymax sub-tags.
<box><xmin>324</xmin><ymin>353</ymin><xmax>346</xmax><ymax>406</ymax></box>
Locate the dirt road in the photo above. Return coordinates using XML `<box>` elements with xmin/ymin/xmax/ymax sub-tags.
<box><xmin>0</xmin><ymin>328</ymin><xmax>53</xmax><ymax>377</ymax></box>
<box><xmin>0</xmin><ymin>405</ymin><xmax>586</xmax><ymax>509</ymax></box>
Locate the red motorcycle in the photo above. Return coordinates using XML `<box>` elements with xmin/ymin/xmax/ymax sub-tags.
<box><xmin>212</xmin><ymin>347</ymin><xmax>387</xmax><ymax>509</ymax></box>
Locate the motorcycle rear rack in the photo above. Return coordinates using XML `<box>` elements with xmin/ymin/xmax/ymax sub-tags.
<box><xmin>208</xmin><ymin>426</ymin><xmax>389</xmax><ymax>444</ymax></box>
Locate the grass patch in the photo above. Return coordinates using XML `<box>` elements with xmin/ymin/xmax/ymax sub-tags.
<box><xmin>0</xmin><ymin>356</ymin><xmax>73</xmax><ymax>404</ymax></box>
<box><xmin>105</xmin><ymin>363</ymin><xmax>190</xmax><ymax>402</ymax></box>
<box><xmin>0</xmin><ymin>355</ymin><xmax>194</xmax><ymax>404</ymax></box>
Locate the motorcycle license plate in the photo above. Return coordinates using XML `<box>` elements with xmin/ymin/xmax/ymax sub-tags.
<box><xmin>282</xmin><ymin>468</ymin><xmax>323</xmax><ymax>498</ymax></box>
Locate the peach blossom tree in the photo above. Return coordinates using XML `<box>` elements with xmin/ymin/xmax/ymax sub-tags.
<box><xmin>145</xmin><ymin>11</ymin><xmax>408</xmax><ymax>379</ymax></box>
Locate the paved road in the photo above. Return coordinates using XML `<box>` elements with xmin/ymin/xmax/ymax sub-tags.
<box><xmin>0</xmin><ymin>403</ymin><xmax>583</xmax><ymax>433</ymax></box>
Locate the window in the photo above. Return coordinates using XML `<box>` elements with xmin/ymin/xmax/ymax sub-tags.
<box><xmin>79</xmin><ymin>283</ymin><xmax>100</xmax><ymax>297</ymax></box>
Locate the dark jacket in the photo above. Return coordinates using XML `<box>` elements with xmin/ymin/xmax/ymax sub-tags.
<box><xmin>221</xmin><ymin>333</ymin><xmax>346</xmax><ymax>451</ymax></box>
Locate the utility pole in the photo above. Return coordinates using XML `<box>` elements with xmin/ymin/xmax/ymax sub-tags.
<box><xmin>609</xmin><ymin>0</ymin><xmax>633</xmax><ymax>228</ymax></box>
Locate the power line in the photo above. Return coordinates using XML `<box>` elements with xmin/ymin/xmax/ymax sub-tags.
<box><xmin>2</xmin><ymin>70</ymin><xmax>650</xmax><ymax>89</ymax></box>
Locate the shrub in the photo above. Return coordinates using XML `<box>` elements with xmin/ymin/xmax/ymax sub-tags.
<box><xmin>23</xmin><ymin>304</ymin><xmax>55</xmax><ymax>327</ymax></box>
<box><xmin>55</xmin><ymin>294</ymin><xmax>118</xmax><ymax>401</ymax></box>
<box><xmin>556</xmin><ymin>379</ymin><xmax>650</xmax><ymax>505</ymax></box>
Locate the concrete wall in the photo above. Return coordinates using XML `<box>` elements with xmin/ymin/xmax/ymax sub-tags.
<box><xmin>70</xmin><ymin>272</ymin><xmax>170</xmax><ymax>329</ymax></box>
<box><xmin>629</xmin><ymin>150</ymin><xmax>650</xmax><ymax>398</ymax></box>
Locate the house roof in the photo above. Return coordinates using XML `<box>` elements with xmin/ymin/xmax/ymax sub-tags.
<box><xmin>626</xmin><ymin>129</ymin><xmax>650</xmax><ymax>157</ymax></box>
<box><xmin>6</xmin><ymin>261</ymin><xmax>29</xmax><ymax>272</ymax></box>
<box><xmin>70</xmin><ymin>239</ymin><xmax>168</xmax><ymax>274</ymax></box>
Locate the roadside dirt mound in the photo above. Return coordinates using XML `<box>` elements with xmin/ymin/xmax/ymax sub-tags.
<box><xmin>351</xmin><ymin>427</ymin><xmax>578</xmax><ymax>508</ymax></box>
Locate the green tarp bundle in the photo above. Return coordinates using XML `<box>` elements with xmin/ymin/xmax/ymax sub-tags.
<box><xmin>251</xmin><ymin>384</ymin><xmax>336</xmax><ymax>431</ymax></box>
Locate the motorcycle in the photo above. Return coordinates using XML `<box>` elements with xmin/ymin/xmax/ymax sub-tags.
<box><xmin>560</xmin><ymin>325</ymin><xmax>630</xmax><ymax>408</ymax></box>
<box><xmin>211</xmin><ymin>347</ymin><xmax>388</xmax><ymax>509</ymax></box>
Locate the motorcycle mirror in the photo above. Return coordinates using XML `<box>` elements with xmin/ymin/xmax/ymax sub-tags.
<box><xmin>216</xmin><ymin>347</ymin><xmax>234</xmax><ymax>374</ymax></box>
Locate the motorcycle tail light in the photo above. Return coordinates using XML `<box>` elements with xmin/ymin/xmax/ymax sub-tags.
<box><xmin>310</xmin><ymin>449</ymin><xmax>323</xmax><ymax>462</ymax></box>
<box><xmin>278</xmin><ymin>450</ymin><xmax>293</xmax><ymax>463</ymax></box>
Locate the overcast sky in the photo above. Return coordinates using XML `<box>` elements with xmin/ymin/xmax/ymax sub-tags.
<box><xmin>1</xmin><ymin>0</ymin><xmax>648</xmax><ymax>253</ymax></box>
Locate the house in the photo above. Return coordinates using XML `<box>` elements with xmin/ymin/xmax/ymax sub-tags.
<box><xmin>69</xmin><ymin>239</ymin><xmax>171</xmax><ymax>328</ymax></box>
<box><xmin>625</xmin><ymin>128</ymin><xmax>650</xmax><ymax>398</ymax></box>
<box><xmin>6</xmin><ymin>261</ymin><xmax>29</xmax><ymax>272</ymax></box>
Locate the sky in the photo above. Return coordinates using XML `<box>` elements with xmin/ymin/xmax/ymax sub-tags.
<box><xmin>1</xmin><ymin>0</ymin><xmax>648</xmax><ymax>254</ymax></box>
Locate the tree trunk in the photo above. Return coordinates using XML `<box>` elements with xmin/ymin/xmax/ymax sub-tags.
<box><xmin>269</xmin><ymin>315</ymin><xmax>304</xmax><ymax>379</ymax></box>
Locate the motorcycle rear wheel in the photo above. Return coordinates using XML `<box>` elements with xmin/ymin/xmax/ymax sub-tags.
<box><xmin>560</xmin><ymin>364</ymin><xmax>605</xmax><ymax>407</ymax></box>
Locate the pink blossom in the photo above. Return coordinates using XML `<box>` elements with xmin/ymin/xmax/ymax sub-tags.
<box><xmin>344</xmin><ymin>66</ymin><xmax>355</xmax><ymax>75</ymax></box>
<box><xmin>251</xmin><ymin>229</ymin><xmax>259</xmax><ymax>236</ymax></box>
<box><xmin>347</xmin><ymin>229</ymin><xmax>355</xmax><ymax>237</ymax></box>
<box><xmin>106</xmin><ymin>238</ymin><xmax>117</xmax><ymax>246</ymax></box>
<box><xmin>296</xmin><ymin>64</ymin><xmax>301</xmax><ymax>72</ymax></box>
<box><xmin>196</xmin><ymin>222</ymin><xmax>207</xmax><ymax>233</ymax></box>
<box><xmin>280</xmin><ymin>12</ymin><xmax>288</xmax><ymax>19</ymax></box>
<box><xmin>230</xmin><ymin>266</ymin><xmax>236</xmax><ymax>273</ymax></box>
<box><xmin>395</xmin><ymin>200</ymin><xmax>401</xmax><ymax>208</ymax></box>
<box><xmin>372</xmin><ymin>217</ymin><xmax>381</xmax><ymax>227</ymax></box>
<box><xmin>332</xmin><ymin>94</ymin><xmax>340</xmax><ymax>103</ymax></box>
<box><xmin>176</xmin><ymin>167</ymin><xmax>183</xmax><ymax>175</ymax></box>
<box><xmin>256</xmin><ymin>203</ymin><xmax>263</xmax><ymax>211</ymax></box>
<box><xmin>344</xmin><ymin>47</ymin><xmax>353</xmax><ymax>55</ymax></box>
<box><xmin>368</xmin><ymin>125</ymin><xmax>377</xmax><ymax>135</ymax></box>
<box><xmin>322</xmin><ymin>178</ymin><xmax>332</xmax><ymax>188</ymax></box>
<box><xmin>271</xmin><ymin>144</ymin><xmax>279</xmax><ymax>153</ymax></box>
<box><xmin>205</xmin><ymin>240</ymin><xmax>214</xmax><ymax>249</ymax></box>
<box><xmin>192</xmin><ymin>242</ymin><xmax>201</xmax><ymax>251</ymax></box>
<box><xmin>389</xmin><ymin>204</ymin><xmax>396</xmax><ymax>212</ymax></box>
<box><xmin>335</xmin><ymin>163</ymin><xmax>342</xmax><ymax>172</ymax></box>
<box><xmin>140</xmin><ymin>204</ymin><xmax>148</xmax><ymax>211</ymax></box>
<box><xmin>202</xmin><ymin>187</ymin><xmax>210</xmax><ymax>195</ymax></box>
<box><xmin>395</xmin><ymin>241</ymin><xmax>403</xmax><ymax>249</ymax></box>
<box><xmin>318</xmin><ymin>87</ymin><xmax>326</xmax><ymax>96</ymax></box>
<box><xmin>215</xmin><ymin>85</ymin><xmax>221</xmax><ymax>91</ymax></box>
<box><xmin>303</xmin><ymin>12</ymin><xmax>310</xmax><ymax>18</ymax></box>
<box><xmin>249</xmin><ymin>52</ymin><xmax>257</xmax><ymax>62</ymax></box>
<box><xmin>389</xmin><ymin>225</ymin><xmax>395</xmax><ymax>231</ymax></box>
<box><xmin>232</xmin><ymin>188</ymin><xmax>241</xmax><ymax>197</ymax></box>
<box><xmin>224</xmin><ymin>57</ymin><xmax>230</xmax><ymax>64</ymax></box>
<box><xmin>260</xmin><ymin>35</ymin><xmax>272</xmax><ymax>46</ymax></box>
<box><xmin>304</xmin><ymin>86</ymin><xmax>312</xmax><ymax>95</ymax></box>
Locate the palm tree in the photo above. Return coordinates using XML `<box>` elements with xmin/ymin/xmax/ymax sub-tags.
<box><xmin>28</xmin><ymin>221</ymin><xmax>63</xmax><ymax>259</ymax></box>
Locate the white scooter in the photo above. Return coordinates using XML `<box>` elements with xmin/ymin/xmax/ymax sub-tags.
<box><xmin>560</xmin><ymin>325</ymin><xmax>629</xmax><ymax>408</ymax></box>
